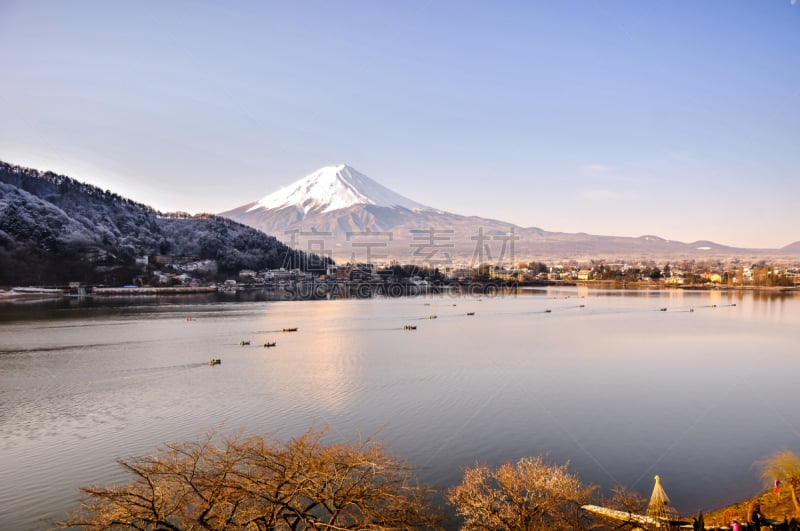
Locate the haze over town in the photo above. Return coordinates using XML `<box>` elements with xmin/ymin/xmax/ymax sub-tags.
<box><xmin>1</xmin><ymin>1</ymin><xmax>798</xmax><ymax>248</ymax></box>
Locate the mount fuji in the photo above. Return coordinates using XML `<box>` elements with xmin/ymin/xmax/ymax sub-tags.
<box><xmin>220</xmin><ymin>164</ymin><xmax>449</xmax><ymax>240</ymax></box>
<box><xmin>247</xmin><ymin>164</ymin><xmax>433</xmax><ymax>214</ymax></box>
<box><xmin>220</xmin><ymin>165</ymin><xmax>764</xmax><ymax>263</ymax></box>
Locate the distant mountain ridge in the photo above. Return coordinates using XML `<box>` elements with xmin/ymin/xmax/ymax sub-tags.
<box><xmin>0</xmin><ymin>161</ymin><xmax>322</xmax><ymax>285</ymax></box>
<box><xmin>781</xmin><ymin>241</ymin><xmax>800</xmax><ymax>253</ymax></box>
<box><xmin>222</xmin><ymin>164</ymin><xmax>792</xmax><ymax>263</ymax></box>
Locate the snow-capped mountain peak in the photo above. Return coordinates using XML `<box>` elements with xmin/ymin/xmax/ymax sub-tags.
<box><xmin>248</xmin><ymin>164</ymin><xmax>431</xmax><ymax>214</ymax></box>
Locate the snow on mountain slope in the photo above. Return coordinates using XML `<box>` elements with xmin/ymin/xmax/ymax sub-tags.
<box><xmin>248</xmin><ymin>164</ymin><xmax>432</xmax><ymax>214</ymax></box>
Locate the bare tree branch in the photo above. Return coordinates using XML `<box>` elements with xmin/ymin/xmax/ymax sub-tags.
<box><xmin>59</xmin><ymin>427</ymin><xmax>443</xmax><ymax>530</ymax></box>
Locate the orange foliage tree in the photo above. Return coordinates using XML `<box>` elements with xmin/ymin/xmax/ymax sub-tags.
<box><xmin>60</xmin><ymin>428</ymin><xmax>443</xmax><ymax>530</ymax></box>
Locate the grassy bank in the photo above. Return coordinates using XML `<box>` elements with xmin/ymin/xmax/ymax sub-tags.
<box><xmin>701</xmin><ymin>489</ymin><xmax>797</xmax><ymax>527</ymax></box>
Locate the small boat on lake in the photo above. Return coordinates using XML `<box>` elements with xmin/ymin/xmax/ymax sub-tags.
<box><xmin>264</xmin><ymin>342</ymin><xmax>276</xmax><ymax>347</ymax></box>
<box><xmin>282</xmin><ymin>327</ymin><xmax>298</xmax><ymax>332</ymax></box>
<box><xmin>404</xmin><ymin>325</ymin><xmax>417</xmax><ymax>330</ymax></box>
<box><xmin>209</xmin><ymin>359</ymin><xmax>221</xmax><ymax>366</ymax></box>
<box><xmin>240</xmin><ymin>340</ymin><xmax>250</xmax><ymax>346</ymax></box>
<box><xmin>466</xmin><ymin>312</ymin><xmax>475</xmax><ymax>316</ymax></box>
<box><xmin>428</xmin><ymin>315</ymin><xmax>437</xmax><ymax>319</ymax></box>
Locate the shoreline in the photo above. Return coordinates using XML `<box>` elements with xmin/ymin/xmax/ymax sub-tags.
<box><xmin>1</xmin><ymin>282</ymin><xmax>798</xmax><ymax>300</ymax></box>
<box><xmin>700</xmin><ymin>489</ymin><xmax>797</xmax><ymax>528</ymax></box>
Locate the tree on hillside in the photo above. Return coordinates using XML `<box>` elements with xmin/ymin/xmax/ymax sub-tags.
<box><xmin>447</xmin><ymin>456</ymin><xmax>596</xmax><ymax>530</ymax></box>
<box><xmin>757</xmin><ymin>449</ymin><xmax>800</xmax><ymax>517</ymax></box>
<box><xmin>60</xmin><ymin>427</ymin><xmax>443</xmax><ymax>530</ymax></box>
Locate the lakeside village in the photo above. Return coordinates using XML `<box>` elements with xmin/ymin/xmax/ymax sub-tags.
<box><xmin>5</xmin><ymin>254</ymin><xmax>800</xmax><ymax>299</ymax></box>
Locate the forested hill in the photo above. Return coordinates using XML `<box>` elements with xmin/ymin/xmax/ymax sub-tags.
<box><xmin>0</xmin><ymin>161</ymin><xmax>328</xmax><ymax>286</ymax></box>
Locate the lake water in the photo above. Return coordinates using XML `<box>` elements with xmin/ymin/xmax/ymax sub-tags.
<box><xmin>1</xmin><ymin>287</ymin><xmax>799</xmax><ymax>529</ymax></box>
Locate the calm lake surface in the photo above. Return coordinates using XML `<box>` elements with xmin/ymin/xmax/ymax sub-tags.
<box><xmin>1</xmin><ymin>287</ymin><xmax>799</xmax><ymax>529</ymax></box>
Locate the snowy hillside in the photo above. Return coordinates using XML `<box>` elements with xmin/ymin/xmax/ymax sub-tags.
<box><xmin>0</xmin><ymin>161</ymin><xmax>322</xmax><ymax>285</ymax></box>
<box><xmin>249</xmin><ymin>164</ymin><xmax>432</xmax><ymax>214</ymax></box>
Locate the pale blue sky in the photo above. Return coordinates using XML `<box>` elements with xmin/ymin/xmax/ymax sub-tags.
<box><xmin>1</xmin><ymin>1</ymin><xmax>798</xmax><ymax>248</ymax></box>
